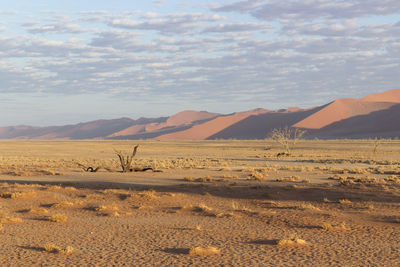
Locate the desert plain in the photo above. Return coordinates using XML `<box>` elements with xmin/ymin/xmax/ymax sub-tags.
<box><xmin>0</xmin><ymin>139</ymin><xmax>399</xmax><ymax>266</ymax></box>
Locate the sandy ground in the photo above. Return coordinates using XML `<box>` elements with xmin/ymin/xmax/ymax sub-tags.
<box><xmin>0</xmin><ymin>140</ymin><xmax>399</xmax><ymax>266</ymax></box>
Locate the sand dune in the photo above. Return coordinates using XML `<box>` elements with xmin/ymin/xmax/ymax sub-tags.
<box><xmin>208</xmin><ymin>107</ymin><xmax>322</xmax><ymax>140</ymax></box>
<box><xmin>108</xmin><ymin>124</ymin><xmax>147</xmax><ymax>138</ymax></box>
<box><xmin>109</xmin><ymin>111</ymin><xmax>220</xmax><ymax>138</ymax></box>
<box><xmin>361</xmin><ymin>89</ymin><xmax>400</xmax><ymax>103</ymax></box>
<box><xmin>1</xmin><ymin>89</ymin><xmax>400</xmax><ymax>140</ymax></box>
<box><xmin>144</xmin><ymin>110</ymin><xmax>219</xmax><ymax>133</ymax></box>
<box><xmin>293</xmin><ymin>99</ymin><xmax>396</xmax><ymax>129</ymax></box>
<box><xmin>155</xmin><ymin>109</ymin><xmax>269</xmax><ymax>140</ymax></box>
<box><xmin>309</xmin><ymin>104</ymin><xmax>400</xmax><ymax>138</ymax></box>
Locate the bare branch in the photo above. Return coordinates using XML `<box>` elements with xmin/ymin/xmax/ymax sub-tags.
<box><xmin>269</xmin><ymin>127</ymin><xmax>306</xmax><ymax>155</ymax></box>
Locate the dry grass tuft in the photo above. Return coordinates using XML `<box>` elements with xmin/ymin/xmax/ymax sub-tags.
<box><xmin>183</xmin><ymin>177</ymin><xmax>194</xmax><ymax>182</ymax></box>
<box><xmin>321</xmin><ymin>222</ymin><xmax>347</xmax><ymax>231</ymax></box>
<box><xmin>85</xmin><ymin>193</ymin><xmax>103</xmax><ymax>199</ymax></box>
<box><xmin>105</xmin><ymin>211</ymin><xmax>132</xmax><ymax>217</ymax></box>
<box><xmin>0</xmin><ymin>190</ymin><xmax>37</xmax><ymax>199</ymax></box>
<box><xmin>248</xmin><ymin>171</ymin><xmax>267</xmax><ymax>181</ymax></box>
<box><xmin>43</xmin><ymin>244</ymin><xmax>74</xmax><ymax>254</ymax></box>
<box><xmin>1</xmin><ymin>217</ymin><xmax>23</xmax><ymax>224</ymax></box>
<box><xmin>193</xmin><ymin>203</ymin><xmax>213</xmax><ymax>213</ymax></box>
<box><xmin>136</xmin><ymin>190</ymin><xmax>158</xmax><ymax>199</ymax></box>
<box><xmin>45</xmin><ymin>185</ymin><xmax>63</xmax><ymax>191</ymax></box>
<box><xmin>241</xmin><ymin>167</ymin><xmax>255</xmax><ymax>173</ymax></box>
<box><xmin>276</xmin><ymin>176</ymin><xmax>301</xmax><ymax>182</ymax></box>
<box><xmin>188</xmin><ymin>246</ymin><xmax>220</xmax><ymax>256</ymax></box>
<box><xmin>28</xmin><ymin>207</ymin><xmax>49</xmax><ymax>214</ymax></box>
<box><xmin>298</xmin><ymin>202</ymin><xmax>321</xmax><ymax>211</ymax></box>
<box><xmin>216</xmin><ymin>212</ymin><xmax>237</xmax><ymax>218</ymax></box>
<box><xmin>48</xmin><ymin>214</ymin><xmax>67</xmax><ymax>223</ymax></box>
<box><xmin>95</xmin><ymin>204</ymin><xmax>119</xmax><ymax>212</ymax></box>
<box><xmin>64</xmin><ymin>186</ymin><xmax>77</xmax><ymax>191</ymax></box>
<box><xmin>51</xmin><ymin>201</ymin><xmax>75</xmax><ymax>209</ymax></box>
<box><xmin>196</xmin><ymin>176</ymin><xmax>214</xmax><ymax>183</ymax></box>
<box><xmin>339</xmin><ymin>199</ymin><xmax>352</xmax><ymax>205</ymax></box>
<box><xmin>277</xmin><ymin>237</ymin><xmax>308</xmax><ymax>246</ymax></box>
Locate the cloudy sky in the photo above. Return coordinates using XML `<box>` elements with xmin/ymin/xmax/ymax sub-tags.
<box><xmin>1</xmin><ymin>0</ymin><xmax>400</xmax><ymax>126</ymax></box>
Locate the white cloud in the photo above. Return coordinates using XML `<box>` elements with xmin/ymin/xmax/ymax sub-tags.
<box><xmin>213</xmin><ymin>0</ymin><xmax>400</xmax><ymax>20</ymax></box>
<box><xmin>203</xmin><ymin>22</ymin><xmax>270</xmax><ymax>33</ymax></box>
<box><xmin>108</xmin><ymin>12</ymin><xmax>226</xmax><ymax>35</ymax></box>
<box><xmin>0</xmin><ymin>2</ymin><xmax>400</xmax><ymax>125</ymax></box>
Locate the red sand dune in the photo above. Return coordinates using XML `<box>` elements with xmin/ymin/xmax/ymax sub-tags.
<box><xmin>108</xmin><ymin>125</ymin><xmax>146</xmax><ymax>137</ymax></box>
<box><xmin>293</xmin><ymin>98</ymin><xmax>396</xmax><ymax>129</ymax></box>
<box><xmin>165</xmin><ymin>110</ymin><xmax>219</xmax><ymax>126</ymax></box>
<box><xmin>144</xmin><ymin>110</ymin><xmax>219</xmax><ymax>133</ymax></box>
<box><xmin>310</xmin><ymin>103</ymin><xmax>400</xmax><ymax>138</ymax></box>
<box><xmin>361</xmin><ymin>89</ymin><xmax>400</xmax><ymax>103</ymax></box>
<box><xmin>155</xmin><ymin>109</ymin><xmax>269</xmax><ymax>140</ymax></box>
<box><xmin>110</xmin><ymin>111</ymin><xmax>220</xmax><ymax>137</ymax></box>
<box><xmin>1</xmin><ymin>89</ymin><xmax>400</xmax><ymax>140</ymax></box>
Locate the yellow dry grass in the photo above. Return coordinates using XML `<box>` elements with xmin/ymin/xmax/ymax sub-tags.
<box><xmin>321</xmin><ymin>222</ymin><xmax>348</xmax><ymax>231</ymax></box>
<box><xmin>48</xmin><ymin>214</ymin><xmax>67</xmax><ymax>223</ymax></box>
<box><xmin>188</xmin><ymin>246</ymin><xmax>220</xmax><ymax>256</ymax></box>
<box><xmin>277</xmin><ymin>238</ymin><xmax>308</xmax><ymax>246</ymax></box>
<box><xmin>95</xmin><ymin>204</ymin><xmax>119</xmax><ymax>212</ymax></box>
<box><xmin>0</xmin><ymin>190</ymin><xmax>37</xmax><ymax>199</ymax></box>
<box><xmin>43</xmin><ymin>244</ymin><xmax>74</xmax><ymax>254</ymax></box>
<box><xmin>51</xmin><ymin>201</ymin><xmax>75</xmax><ymax>209</ymax></box>
<box><xmin>1</xmin><ymin>217</ymin><xmax>23</xmax><ymax>224</ymax></box>
<box><xmin>28</xmin><ymin>207</ymin><xmax>49</xmax><ymax>214</ymax></box>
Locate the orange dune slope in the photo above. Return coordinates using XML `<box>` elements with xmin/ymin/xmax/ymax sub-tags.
<box><xmin>361</xmin><ymin>89</ymin><xmax>400</xmax><ymax>103</ymax></box>
<box><xmin>110</xmin><ymin>110</ymin><xmax>219</xmax><ymax>138</ymax></box>
<box><xmin>155</xmin><ymin>109</ymin><xmax>269</xmax><ymax>140</ymax></box>
<box><xmin>294</xmin><ymin>93</ymin><xmax>399</xmax><ymax>130</ymax></box>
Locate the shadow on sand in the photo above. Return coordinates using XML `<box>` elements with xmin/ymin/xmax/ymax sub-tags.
<box><xmin>1</xmin><ymin>178</ymin><xmax>400</xmax><ymax>204</ymax></box>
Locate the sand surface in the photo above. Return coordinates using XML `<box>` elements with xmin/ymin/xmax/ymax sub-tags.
<box><xmin>0</xmin><ymin>140</ymin><xmax>399</xmax><ymax>266</ymax></box>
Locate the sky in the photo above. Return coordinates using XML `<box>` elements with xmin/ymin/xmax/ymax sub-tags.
<box><xmin>1</xmin><ymin>0</ymin><xmax>400</xmax><ymax>126</ymax></box>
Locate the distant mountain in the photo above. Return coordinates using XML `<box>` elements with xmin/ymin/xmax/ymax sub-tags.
<box><xmin>1</xmin><ymin>89</ymin><xmax>399</xmax><ymax>140</ymax></box>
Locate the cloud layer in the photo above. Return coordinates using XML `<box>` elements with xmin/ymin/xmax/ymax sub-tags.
<box><xmin>1</xmin><ymin>0</ymin><xmax>400</xmax><ymax>125</ymax></box>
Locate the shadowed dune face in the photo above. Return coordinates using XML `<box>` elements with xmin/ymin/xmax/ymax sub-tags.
<box><xmin>108</xmin><ymin>125</ymin><xmax>146</xmax><ymax>137</ymax></box>
<box><xmin>155</xmin><ymin>109</ymin><xmax>270</xmax><ymax>140</ymax></box>
<box><xmin>208</xmin><ymin>107</ymin><xmax>323</xmax><ymax>140</ymax></box>
<box><xmin>308</xmin><ymin>103</ymin><xmax>400</xmax><ymax>138</ymax></box>
<box><xmin>293</xmin><ymin>99</ymin><xmax>396</xmax><ymax>130</ymax></box>
<box><xmin>143</xmin><ymin>110</ymin><xmax>220</xmax><ymax>133</ymax></box>
<box><xmin>107</xmin><ymin>111</ymin><xmax>220</xmax><ymax>138</ymax></box>
<box><xmin>164</xmin><ymin>110</ymin><xmax>220</xmax><ymax>126</ymax></box>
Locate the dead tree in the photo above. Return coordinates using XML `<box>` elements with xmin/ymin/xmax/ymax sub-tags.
<box><xmin>115</xmin><ymin>145</ymin><xmax>139</xmax><ymax>173</ymax></box>
<box><xmin>77</xmin><ymin>145</ymin><xmax>162</xmax><ymax>173</ymax></box>
<box><xmin>269</xmin><ymin>127</ymin><xmax>306</xmax><ymax>155</ymax></box>
<box><xmin>373</xmin><ymin>137</ymin><xmax>381</xmax><ymax>156</ymax></box>
<box><xmin>76</xmin><ymin>163</ymin><xmax>102</xmax><ymax>172</ymax></box>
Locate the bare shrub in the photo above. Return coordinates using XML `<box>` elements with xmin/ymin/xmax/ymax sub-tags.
<box><xmin>269</xmin><ymin>127</ymin><xmax>306</xmax><ymax>155</ymax></box>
